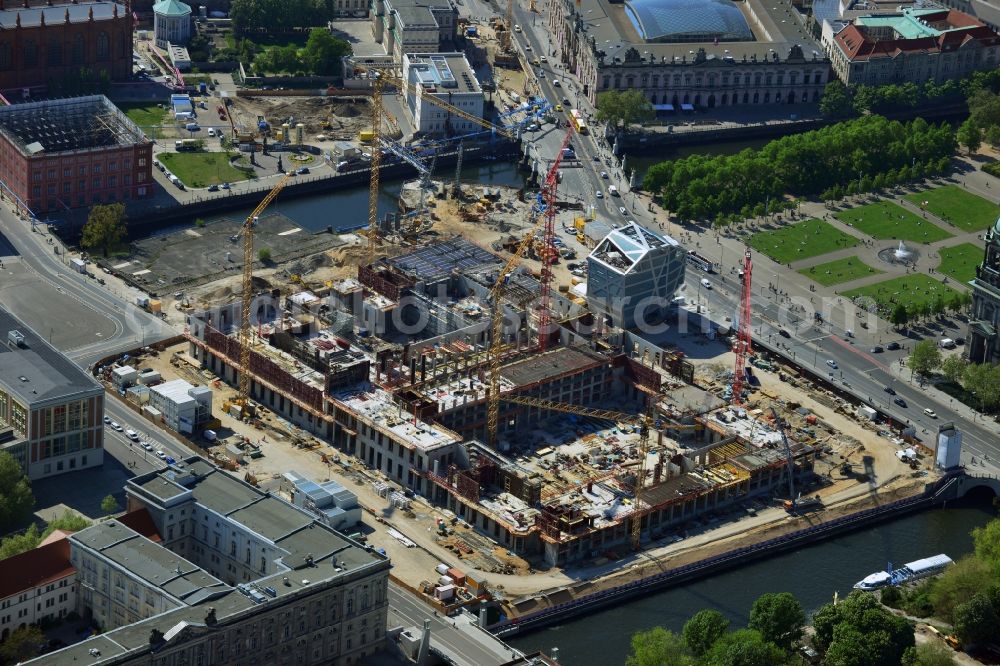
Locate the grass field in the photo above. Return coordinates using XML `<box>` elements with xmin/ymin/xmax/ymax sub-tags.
<box><xmin>842</xmin><ymin>274</ymin><xmax>960</xmax><ymax>313</ymax></box>
<box><xmin>159</xmin><ymin>152</ymin><xmax>254</xmax><ymax>187</ymax></box>
<box><xmin>798</xmin><ymin>257</ymin><xmax>883</xmax><ymax>287</ymax></box>
<box><xmin>118</xmin><ymin>103</ymin><xmax>168</xmax><ymax>139</ymax></box>
<box><xmin>835</xmin><ymin>202</ymin><xmax>952</xmax><ymax>243</ymax></box>
<box><xmin>937</xmin><ymin>243</ymin><xmax>983</xmax><ymax>284</ymax></box>
<box><xmin>747</xmin><ymin>219</ymin><xmax>860</xmax><ymax>264</ymax></box>
<box><xmin>904</xmin><ymin>186</ymin><xmax>1000</xmax><ymax>232</ymax></box>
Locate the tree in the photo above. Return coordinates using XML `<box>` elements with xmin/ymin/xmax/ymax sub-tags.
<box><xmin>968</xmin><ymin>89</ymin><xmax>1000</xmax><ymax>130</ymax></box>
<box><xmin>929</xmin><ymin>555</ymin><xmax>996</xmax><ymax>622</ymax></box>
<box><xmin>682</xmin><ymin>609</ymin><xmax>730</xmax><ymax>656</ymax></box>
<box><xmin>891</xmin><ymin>303</ymin><xmax>909</xmax><ymax>329</ymax></box>
<box><xmin>0</xmin><ymin>626</ymin><xmax>44</xmax><ymax>663</ymax></box>
<box><xmin>101</xmin><ymin>494</ymin><xmax>119</xmax><ymax>515</ymax></box>
<box><xmin>953</xmin><ymin>586</ymin><xmax>1000</xmax><ymax>645</ymax></box>
<box><xmin>702</xmin><ymin>628</ymin><xmax>786</xmax><ymax>666</ymax></box>
<box><xmin>595</xmin><ymin>90</ymin><xmax>654</xmax><ymax>130</ymax></box>
<box><xmin>985</xmin><ymin>125</ymin><xmax>1000</xmax><ymax>150</ymax></box>
<box><xmin>0</xmin><ymin>451</ymin><xmax>33</xmax><ymax>530</ymax></box>
<box><xmin>901</xmin><ymin>642</ymin><xmax>956</xmax><ymax>666</ymax></box>
<box><xmin>0</xmin><ymin>524</ymin><xmax>41</xmax><ymax>560</ymax></box>
<box><xmin>956</xmin><ymin>118</ymin><xmax>982</xmax><ymax>154</ymax></box>
<box><xmin>972</xmin><ymin>519</ymin><xmax>1000</xmax><ymax>575</ymax></box>
<box><xmin>625</xmin><ymin>627</ymin><xmax>694</xmax><ymax>666</ymax></box>
<box><xmin>940</xmin><ymin>355</ymin><xmax>966</xmax><ymax>384</ymax></box>
<box><xmin>258</xmin><ymin>247</ymin><xmax>272</xmax><ymax>263</ymax></box>
<box><xmin>747</xmin><ymin>592</ymin><xmax>804</xmax><ymax>651</ymax></box>
<box><xmin>81</xmin><ymin>202</ymin><xmax>127</xmax><ymax>258</ymax></box>
<box><xmin>962</xmin><ymin>363</ymin><xmax>1000</xmax><ymax>412</ymax></box>
<box><xmin>908</xmin><ymin>339</ymin><xmax>942</xmax><ymax>381</ymax></box>
<box><xmin>819</xmin><ymin>82</ymin><xmax>854</xmax><ymax>119</ymax></box>
<box><xmin>302</xmin><ymin>28</ymin><xmax>351</xmax><ymax>75</ymax></box>
<box><xmin>812</xmin><ymin>591</ymin><xmax>914</xmax><ymax>663</ymax></box>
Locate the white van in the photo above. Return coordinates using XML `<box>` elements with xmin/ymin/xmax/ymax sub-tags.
<box><xmin>607</xmin><ymin>185</ymin><xmax>619</xmax><ymax>196</ymax></box>
<box><xmin>185</xmin><ymin>122</ymin><xmax>200</xmax><ymax>132</ymax></box>
<box><xmin>939</xmin><ymin>338</ymin><xmax>956</xmax><ymax>349</ymax></box>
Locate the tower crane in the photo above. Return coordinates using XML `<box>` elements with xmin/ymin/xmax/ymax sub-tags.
<box><xmin>500</xmin><ymin>394</ymin><xmax>702</xmax><ymax>550</ymax></box>
<box><xmin>486</xmin><ymin>126</ymin><xmax>574</xmax><ymax>448</ymax></box>
<box><xmin>537</xmin><ymin>127</ymin><xmax>574</xmax><ymax>351</ymax></box>
<box><xmin>502</xmin><ymin>0</ymin><xmax>515</xmax><ymax>52</ymax></box>
<box><xmin>732</xmin><ymin>247</ymin><xmax>753</xmax><ymax>405</ymax></box>
<box><xmin>366</xmin><ymin>71</ymin><xmax>388</xmax><ymax>263</ymax></box>
<box><xmin>236</xmin><ymin>173</ymin><xmax>294</xmax><ymax>417</ymax></box>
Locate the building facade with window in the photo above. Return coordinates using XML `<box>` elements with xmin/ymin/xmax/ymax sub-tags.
<box><xmin>968</xmin><ymin>217</ymin><xmax>1000</xmax><ymax>365</ymax></box>
<box><xmin>0</xmin><ymin>95</ymin><xmax>153</xmax><ymax>216</ymax></box>
<box><xmin>29</xmin><ymin>457</ymin><xmax>391</xmax><ymax>665</ymax></box>
<box><xmin>0</xmin><ymin>307</ymin><xmax>104</xmax><ymax>480</ymax></box>
<box><xmin>402</xmin><ymin>52</ymin><xmax>483</xmax><ymax>135</ymax></box>
<box><xmin>0</xmin><ymin>0</ymin><xmax>132</xmax><ymax>93</ymax></box>
<box><xmin>0</xmin><ymin>536</ymin><xmax>76</xmax><ymax>642</ymax></box>
<box><xmin>548</xmin><ymin>0</ymin><xmax>829</xmax><ymax>109</ymax></box>
<box><xmin>371</xmin><ymin>0</ymin><xmax>457</xmax><ymax>61</ymax></box>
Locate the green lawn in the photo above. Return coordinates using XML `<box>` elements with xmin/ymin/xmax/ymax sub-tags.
<box><xmin>937</xmin><ymin>243</ymin><xmax>983</xmax><ymax>284</ymax></box>
<box><xmin>118</xmin><ymin>103</ymin><xmax>168</xmax><ymax>139</ymax></box>
<box><xmin>798</xmin><ymin>257</ymin><xmax>884</xmax><ymax>287</ymax></box>
<box><xmin>835</xmin><ymin>202</ymin><xmax>952</xmax><ymax>243</ymax></box>
<box><xmin>747</xmin><ymin>219</ymin><xmax>860</xmax><ymax>264</ymax></box>
<box><xmin>842</xmin><ymin>274</ymin><xmax>960</xmax><ymax>314</ymax></box>
<box><xmin>159</xmin><ymin>152</ymin><xmax>254</xmax><ymax>188</ymax></box>
<box><xmin>904</xmin><ymin>185</ymin><xmax>1000</xmax><ymax>232</ymax></box>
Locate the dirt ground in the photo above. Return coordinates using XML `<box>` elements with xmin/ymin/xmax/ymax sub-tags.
<box><xmin>232</xmin><ymin>96</ymin><xmax>372</xmax><ymax>142</ymax></box>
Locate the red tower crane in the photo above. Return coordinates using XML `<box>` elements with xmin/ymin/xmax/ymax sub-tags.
<box><xmin>732</xmin><ymin>247</ymin><xmax>753</xmax><ymax>405</ymax></box>
<box><xmin>536</xmin><ymin>127</ymin><xmax>575</xmax><ymax>351</ymax></box>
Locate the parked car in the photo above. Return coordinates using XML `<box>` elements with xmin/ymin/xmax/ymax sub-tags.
<box><xmin>103</xmin><ymin>415</ymin><xmax>112</xmax><ymax>424</ymax></box>
<box><xmin>296</xmin><ymin>167</ymin><xmax>310</xmax><ymax>175</ymax></box>
<box><xmin>110</xmin><ymin>421</ymin><xmax>123</xmax><ymax>432</ymax></box>
<box><xmin>126</xmin><ymin>429</ymin><xmax>139</xmax><ymax>441</ymax></box>
<box><xmin>156</xmin><ymin>450</ymin><xmax>166</xmax><ymax>459</ymax></box>
<box><xmin>870</xmin><ymin>346</ymin><xmax>883</xmax><ymax>353</ymax></box>
<box><xmin>208</xmin><ymin>184</ymin><xmax>219</xmax><ymax>192</ymax></box>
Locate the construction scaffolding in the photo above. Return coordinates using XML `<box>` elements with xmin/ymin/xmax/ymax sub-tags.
<box><xmin>0</xmin><ymin>95</ymin><xmax>145</xmax><ymax>155</ymax></box>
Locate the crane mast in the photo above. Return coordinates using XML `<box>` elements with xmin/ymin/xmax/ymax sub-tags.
<box><xmin>536</xmin><ymin>128</ymin><xmax>574</xmax><ymax>350</ymax></box>
<box><xmin>732</xmin><ymin>247</ymin><xmax>753</xmax><ymax>405</ymax></box>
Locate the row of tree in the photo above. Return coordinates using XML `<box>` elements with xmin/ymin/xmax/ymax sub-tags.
<box><xmin>626</xmin><ymin>588</ymin><xmax>957</xmax><ymax>666</ymax></box>
<box><xmin>642</xmin><ymin>115</ymin><xmax>955</xmax><ymax>223</ymax></box>
<box><xmin>249</xmin><ymin>29</ymin><xmax>351</xmax><ymax>76</ymax></box>
<box><xmin>819</xmin><ymin>157</ymin><xmax>952</xmax><ymax>204</ymax></box>
<box><xmin>905</xmin><ymin>339</ymin><xmax>1000</xmax><ymax>411</ymax></box>
<box><xmin>956</xmin><ymin>89</ymin><xmax>1000</xmax><ymax>154</ymax></box>
<box><xmin>230</xmin><ymin>0</ymin><xmax>333</xmax><ymax>35</ymax></box>
<box><xmin>887</xmin><ymin>292</ymin><xmax>973</xmax><ymax>329</ymax></box>
<box><xmin>819</xmin><ymin>69</ymin><xmax>1000</xmax><ymax>119</ymax></box>
<box><xmin>595</xmin><ymin>90</ymin><xmax>655</xmax><ymax>130</ymax></box>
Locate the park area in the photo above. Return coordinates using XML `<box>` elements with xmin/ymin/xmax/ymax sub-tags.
<box><xmin>937</xmin><ymin>243</ymin><xmax>983</xmax><ymax>284</ymax></box>
<box><xmin>904</xmin><ymin>185</ymin><xmax>1000</xmax><ymax>232</ymax></box>
<box><xmin>842</xmin><ymin>274</ymin><xmax>960</xmax><ymax>314</ymax></box>
<box><xmin>798</xmin><ymin>257</ymin><xmax>883</xmax><ymax>287</ymax></box>
<box><xmin>120</xmin><ymin>103</ymin><xmax>168</xmax><ymax>139</ymax></box>
<box><xmin>748</xmin><ymin>219</ymin><xmax>860</xmax><ymax>264</ymax></box>
<box><xmin>159</xmin><ymin>152</ymin><xmax>255</xmax><ymax>188</ymax></box>
<box><xmin>835</xmin><ymin>202</ymin><xmax>952</xmax><ymax>243</ymax></box>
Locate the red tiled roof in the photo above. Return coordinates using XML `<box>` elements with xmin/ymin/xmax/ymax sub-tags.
<box><xmin>0</xmin><ymin>537</ymin><xmax>74</xmax><ymax>601</ymax></box>
<box><xmin>117</xmin><ymin>508</ymin><xmax>162</xmax><ymax>542</ymax></box>
<box><xmin>834</xmin><ymin>18</ymin><xmax>999</xmax><ymax>62</ymax></box>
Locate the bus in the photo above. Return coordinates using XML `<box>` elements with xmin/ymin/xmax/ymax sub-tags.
<box><xmin>569</xmin><ymin>109</ymin><xmax>588</xmax><ymax>134</ymax></box>
<box><xmin>686</xmin><ymin>251</ymin><xmax>714</xmax><ymax>273</ymax></box>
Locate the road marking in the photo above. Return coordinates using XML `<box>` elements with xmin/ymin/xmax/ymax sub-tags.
<box><xmin>113</xmin><ymin>261</ymin><xmax>133</xmax><ymax>269</ymax></box>
<box><xmin>132</xmin><ymin>269</ymin><xmax>151</xmax><ymax>276</ymax></box>
<box><xmin>277</xmin><ymin>227</ymin><xmax>303</xmax><ymax>236</ymax></box>
<box><xmin>185</xmin><ymin>229</ymin><xmax>203</xmax><ymax>237</ymax></box>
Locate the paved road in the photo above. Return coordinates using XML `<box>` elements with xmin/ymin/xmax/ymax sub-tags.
<box><xmin>388</xmin><ymin>585</ymin><xmax>519</xmax><ymax>665</ymax></box>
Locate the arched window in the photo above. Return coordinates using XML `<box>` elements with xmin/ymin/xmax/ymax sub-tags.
<box><xmin>118</xmin><ymin>31</ymin><xmax>128</xmax><ymax>58</ymax></box>
<box><xmin>97</xmin><ymin>31</ymin><xmax>109</xmax><ymax>60</ymax></box>
<box><xmin>47</xmin><ymin>39</ymin><xmax>62</xmax><ymax>66</ymax></box>
<box><xmin>0</xmin><ymin>44</ymin><xmax>10</xmax><ymax>70</ymax></box>
<box><xmin>24</xmin><ymin>39</ymin><xmax>37</xmax><ymax>68</ymax></box>
<box><xmin>72</xmin><ymin>35</ymin><xmax>84</xmax><ymax>62</ymax></box>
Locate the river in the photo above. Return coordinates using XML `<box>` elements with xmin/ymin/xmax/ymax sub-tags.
<box><xmin>509</xmin><ymin>502</ymin><xmax>997</xmax><ymax>664</ymax></box>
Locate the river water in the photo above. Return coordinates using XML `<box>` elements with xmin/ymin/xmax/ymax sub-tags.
<box><xmin>508</xmin><ymin>502</ymin><xmax>996</xmax><ymax>664</ymax></box>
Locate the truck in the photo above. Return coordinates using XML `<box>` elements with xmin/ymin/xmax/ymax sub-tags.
<box><xmin>358</xmin><ymin>129</ymin><xmax>376</xmax><ymax>143</ymax></box>
<box><xmin>784</xmin><ymin>495</ymin><xmax>823</xmax><ymax>512</ymax></box>
<box><xmin>175</xmin><ymin>139</ymin><xmax>201</xmax><ymax>151</ymax></box>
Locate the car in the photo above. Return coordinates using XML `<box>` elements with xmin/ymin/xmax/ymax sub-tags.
<box><xmin>886</xmin><ymin>341</ymin><xmax>901</xmax><ymax>351</ymax></box>
<box><xmin>600</xmin><ymin>171</ymin><xmax>609</xmax><ymax>179</ymax></box>
<box><xmin>158</xmin><ymin>163</ymin><xmax>166</xmax><ymax>172</ymax></box>
<box><xmin>870</xmin><ymin>346</ymin><xmax>883</xmax><ymax>353</ymax></box>
<box><xmin>541</xmin><ymin>55</ymin><xmax>548</xmax><ymax>62</ymax></box>
<box><xmin>826</xmin><ymin>359</ymin><xmax>838</xmax><ymax>369</ymax></box>
<box><xmin>924</xmin><ymin>408</ymin><xmax>938</xmax><ymax>418</ymax></box>
<box><xmin>955</xmin><ymin>337</ymin><xmax>966</xmax><ymax>345</ymax></box>
<box><xmin>103</xmin><ymin>415</ymin><xmax>112</xmax><ymax>424</ymax></box>
<box><xmin>110</xmin><ymin>421</ymin><xmax>123</xmax><ymax>431</ymax></box>
<box><xmin>555</xmin><ymin>104</ymin><xmax>563</xmax><ymax>111</ymax></box>
<box><xmin>142</xmin><ymin>442</ymin><xmax>153</xmax><ymax>451</ymax></box>
<box><xmin>562</xmin><ymin>97</ymin><xmax>570</xmax><ymax>105</ymax></box>
<box><xmin>779</xmin><ymin>329</ymin><xmax>791</xmax><ymax>338</ymax></box>
<box><xmin>596</xmin><ymin>190</ymin><xmax>604</xmax><ymax>199</ymax></box>
<box><xmin>552</xmin><ymin>79</ymin><xmax>561</xmax><ymax>87</ymax></box>
<box><xmin>538</xmin><ymin>70</ymin><xmax>545</xmax><ymax>79</ymax></box>
<box><xmin>207</xmin><ymin>128</ymin><xmax>216</xmax><ymax>137</ymax></box>
<box><xmin>524</xmin><ymin>43</ymin><xmax>532</xmax><ymax>50</ymax></box>
<box><xmin>894</xmin><ymin>397</ymin><xmax>908</xmax><ymax>408</ymax></box>
<box><xmin>126</xmin><ymin>429</ymin><xmax>139</xmax><ymax>441</ymax></box>
<box><xmin>513</xmin><ymin>24</ymin><xmax>521</xmax><ymax>32</ymax></box>
<box><xmin>296</xmin><ymin>167</ymin><xmax>310</xmax><ymax>175</ymax></box>
<box><xmin>152</xmin><ymin>159</ymin><xmax>160</xmax><ymax>170</ymax></box>
<box><xmin>618</xmin><ymin>206</ymin><xmax>628</xmax><ymax>216</ymax></box>
<box><xmin>155</xmin><ymin>450</ymin><xmax>166</xmax><ymax>459</ymax></box>
<box><xmin>884</xmin><ymin>385</ymin><xmax>896</xmax><ymax>395</ymax></box>
<box><xmin>208</xmin><ymin>184</ymin><xmax>219</xmax><ymax>192</ymax></box>
<box><xmin>532</xmin><ymin>57</ymin><xmax>540</xmax><ymax>66</ymax></box>
<box><xmin>700</xmin><ymin>278</ymin><xmax>712</xmax><ymax>289</ymax></box>
<box><xmin>221</xmin><ymin>182</ymin><xmax>231</xmax><ymax>190</ymax></box>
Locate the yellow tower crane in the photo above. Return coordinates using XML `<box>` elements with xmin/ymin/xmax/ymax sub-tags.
<box><xmin>236</xmin><ymin>172</ymin><xmax>294</xmax><ymax>417</ymax></box>
<box><xmin>366</xmin><ymin>72</ymin><xmax>387</xmax><ymax>264</ymax></box>
<box><xmin>500</xmin><ymin>394</ymin><xmax>701</xmax><ymax>550</ymax></box>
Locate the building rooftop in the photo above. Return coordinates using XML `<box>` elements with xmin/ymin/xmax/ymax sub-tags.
<box><xmin>388</xmin><ymin>237</ymin><xmax>500</xmax><ymax>282</ymax></box>
<box><xmin>500</xmin><ymin>346</ymin><xmax>609</xmax><ymax>387</ymax></box>
<box><xmin>588</xmin><ymin>222</ymin><xmax>678</xmax><ymax>275</ymax></box>
<box><xmin>407</xmin><ymin>53</ymin><xmax>482</xmax><ymax>94</ymax></box>
<box><xmin>625</xmin><ymin>0</ymin><xmax>754</xmax><ymax>43</ymax></box>
<box><xmin>335</xmin><ymin>387</ymin><xmax>462</xmax><ymax>451</ymax></box>
<box><xmin>0</xmin><ymin>0</ymin><xmax>126</xmax><ymax>28</ymax></box>
<box><xmin>152</xmin><ymin>0</ymin><xmax>191</xmax><ymax>16</ymax></box>
<box><xmin>0</xmin><ymin>307</ymin><xmax>103</xmax><ymax>406</ymax></box>
<box><xmin>0</xmin><ymin>96</ymin><xmax>147</xmax><ymax>157</ymax></box>
<box><xmin>150</xmin><ymin>378</ymin><xmax>200</xmax><ymax>405</ymax></box>
<box><xmin>0</xmin><ymin>537</ymin><xmax>74</xmax><ymax>601</ymax></box>
<box><xmin>835</xmin><ymin>8</ymin><xmax>999</xmax><ymax>59</ymax></box>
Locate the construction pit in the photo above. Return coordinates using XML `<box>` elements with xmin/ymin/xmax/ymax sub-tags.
<box><xmin>228</xmin><ymin>96</ymin><xmax>379</xmax><ymax>143</ymax></box>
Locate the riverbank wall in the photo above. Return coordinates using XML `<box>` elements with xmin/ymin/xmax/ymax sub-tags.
<box><xmin>488</xmin><ymin>473</ymin><xmax>966</xmax><ymax>638</ymax></box>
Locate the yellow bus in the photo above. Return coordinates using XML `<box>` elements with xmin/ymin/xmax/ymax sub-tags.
<box><xmin>569</xmin><ymin>109</ymin><xmax>588</xmax><ymax>134</ymax></box>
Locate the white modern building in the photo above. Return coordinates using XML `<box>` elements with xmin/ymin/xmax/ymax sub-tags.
<box><xmin>402</xmin><ymin>52</ymin><xmax>483</xmax><ymax>136</ymax></box>
<box><xmin>148</xmin><ymin>379</ymin><xmax>211</xmax><ymax>434</ymax></box>
<box><xmin>586</xmin><ymin>222</ymin><xmax>686</xmax><ymax>329</ymax></box>
<box><xmin>282</xmin><ymin>471</ymin><xmax>362</xmax><ymax>531</ymax></box>
<box><xmin>153</xmin><ymin>0</ymin><xmax>192</xmax><ymax>47</ymax></box>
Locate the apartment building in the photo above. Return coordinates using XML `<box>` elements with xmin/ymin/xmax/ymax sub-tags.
<box><xmin>0</xmin><ymin>536</ymin><xmax>75</xmax><ymax>641</ymax></box>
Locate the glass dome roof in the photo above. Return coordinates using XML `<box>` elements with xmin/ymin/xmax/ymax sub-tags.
<box><xmin>625</xmin><ymin>0</ymin><xmax>754</xmax><ymax>43</ymax></box>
